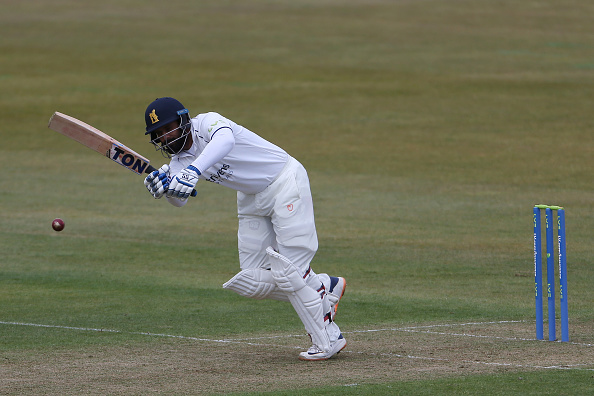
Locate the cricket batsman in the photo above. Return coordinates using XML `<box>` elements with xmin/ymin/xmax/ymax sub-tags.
<box><xmin>143</xmin><ymin>97</ymin><xmax>347</xmax><ymax>360</ymax></box>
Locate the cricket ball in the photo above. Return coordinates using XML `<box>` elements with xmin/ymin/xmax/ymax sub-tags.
<box><xmin>52</xmin><ymin>218</ymin><xmax>65</xmax><ymax>232</ymax></box>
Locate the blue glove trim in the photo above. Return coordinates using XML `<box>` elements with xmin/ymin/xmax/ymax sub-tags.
<box><xmin>175</xmin><ymin>176</ymin><xmax>195</xmax><ymax>188</ymax></box>
<box><xmin>187</xmin><ymin>165</ymin><xmax>201</xmax><ymax>175</ymax></box>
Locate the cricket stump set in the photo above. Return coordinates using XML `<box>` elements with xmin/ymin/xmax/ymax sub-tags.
<box><xmin>533</xmin><ymin>204</ymin><xmax>568</xmax><ymax>342</ymax></box>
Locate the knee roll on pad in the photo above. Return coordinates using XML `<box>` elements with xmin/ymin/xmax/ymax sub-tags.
<box><xmin>223</xmin><ymin>268</ymin><xmax>289</xmax><ymax>301</ymax></box>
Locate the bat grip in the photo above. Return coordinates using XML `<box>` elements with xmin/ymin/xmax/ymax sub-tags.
<box><xmin>144</xmin><ymin>165</ymin><xmax>198</xmax><ymax>197</ymax></box>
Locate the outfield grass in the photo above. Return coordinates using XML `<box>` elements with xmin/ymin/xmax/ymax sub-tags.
<box><xmin>236</xmin><ymin>370</ymin><xmax>594</xmax><ymax>396</ymax></box>
<box><xmin>1</xmin><ymin>0</ymin><xmax>594</xmax><ymax>394</ymax></box>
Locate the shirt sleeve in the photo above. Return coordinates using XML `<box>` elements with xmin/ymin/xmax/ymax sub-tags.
<box><xmin>190</xmin><ymin>126</ymin><xmax>235</xmax><ymax>174</ymax></box>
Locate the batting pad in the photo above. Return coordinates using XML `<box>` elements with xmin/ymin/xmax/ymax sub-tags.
<box><xmin>223</xmin><ymin>268</ymin><xmax>289</xmax><ymax>302</ymax></box>
<box><xmin>266</xmin><ymin>247</ymin><xmax>330</xmax><ymax>352</ymax></box>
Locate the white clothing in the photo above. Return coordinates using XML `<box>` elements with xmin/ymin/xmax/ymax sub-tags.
<box><xmin>162</xmin><ymin>111</ymin><xmax>340</xmax><ymax>355</ymax></box>
<box><xmin>237</xmin><ymin>156</ymin><xmax>318</xmax><ymax>273</ymax></box>
<box><xmin>167</xmin><ymin>112</ymin><xmax>289</xmax><ymax>195</ymax></box>
<box><xmin>165</xmin><ymin>112</ymin><xmax>317</xmax><ymax>272</ymax></box>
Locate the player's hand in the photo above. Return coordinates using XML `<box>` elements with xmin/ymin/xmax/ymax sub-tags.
<box><xmin>167</xmin><ymin>165</ymin><xmax>201</xmax><ymax>200</ymax></box>
<box><xmin>144</xmin><ymin>164</ymin><xmax>170</xmax><ymax>199</ymax></box>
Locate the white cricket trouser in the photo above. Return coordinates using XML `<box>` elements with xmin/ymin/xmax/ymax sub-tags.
<box><xmin>237</xmin><ymin>156</ymin><xmax>318</xmax><ymax>274</ymax></box>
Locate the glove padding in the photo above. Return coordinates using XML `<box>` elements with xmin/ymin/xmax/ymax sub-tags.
<box><xmin>144</xmin><ymin>164</ymin><xmax>170</xmax><ymax>199</ymax></box>
<box><xmin>167</xmin><ymin>165</ymin><xmax>201</xmax><ymax>200</ymax></box>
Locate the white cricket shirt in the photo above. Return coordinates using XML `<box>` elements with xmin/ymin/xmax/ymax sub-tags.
<box><xmin>168</xmin><ymin>112</ymin><xmax>289</xmax><ymax>195</ymax></box>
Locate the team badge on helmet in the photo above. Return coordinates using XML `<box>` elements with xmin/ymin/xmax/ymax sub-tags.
<box><xmin>149</xmin><ymin>109</ymin><xmax>159</xmax><ymax>124</ymax></box>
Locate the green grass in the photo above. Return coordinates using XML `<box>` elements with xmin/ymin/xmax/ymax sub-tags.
<box><xmin>235</xmin><ymin>370</ymin><xmax>594</xmax><ymax>395</ymax></box>
<box><xmin>2</xmin><ymin>0</ymin><xmax>594</xmax><ymax>394</ymax></box>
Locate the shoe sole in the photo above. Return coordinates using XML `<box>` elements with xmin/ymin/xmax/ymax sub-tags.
<box><xmin>298</xmin><ymin>339</ymin><xmax>347</xmax><ymax>361</ymax></box>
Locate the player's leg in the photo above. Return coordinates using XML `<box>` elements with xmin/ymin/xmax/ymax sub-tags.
<box><xmin>270</xmin><ymin>159</ymin><xmax>346</xmax><ymax>360</ymax></box>
<box><xmin>266</xmin><ymin>247</ymin><xmax>346</xmax><ymax>360</ymax></box>
<box><xmin>224</xmin><ymin>192</ymin><xmax>288</xmax><ymax>301</ymax></box>
<box><xmin>320</xmin><ymin>274</ymin><xmax>347</xmax><ymax>321</ymax></box>
<box><xmin>272</xmin><ymin>160</ymin><xmax>344</xmax><ymax>312</ymax></box>
<box><xmin>223</xmin><ymin>265</ymin><xmax>289</xmax><ymax>302</ymax></box>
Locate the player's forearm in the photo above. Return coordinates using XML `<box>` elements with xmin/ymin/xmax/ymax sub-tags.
<box><xmin>166</xmin><ymin>195</ymin><xmax>188</xmax><ymax>207</ymax></box>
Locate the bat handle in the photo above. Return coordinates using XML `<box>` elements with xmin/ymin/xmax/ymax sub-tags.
<box><xmin>144</xmin><ymin>165</ymin><xmax>198</xmax><ymax>197</ymax></box>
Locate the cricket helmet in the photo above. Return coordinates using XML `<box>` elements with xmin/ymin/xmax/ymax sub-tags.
<box><xmin>144</xmin><ymin>97</ymin><xmax>192</xmax><ymax>157</ymax></box>
<box><xmin>144</xmin><ymin>97</ymin><xmax>189</xmax><ymax>135</ymax></box>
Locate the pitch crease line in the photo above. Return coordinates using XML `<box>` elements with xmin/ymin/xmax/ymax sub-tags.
<box><xmin>0</xmin><ymin>321</ymin><xmax>302</xmax><ymax>350</ymax></box>
<box><xmin>229</xmin><ymin>320</ymin><xmax>526</xmax><ymax>341</ymax></box>
<box><xmin>2</xmin><ymin>319</ymin><xmax>592</xmax><ymax>348</ymax></box>
<box><xmin>350</xmin><ymin>350</ymin><xmax>594</xmax><ymax>371</ymax></box>
<box><xmin>2</xmin><ymin>320</ymin><xmax>592</xmax><ymax>371</ymax></box>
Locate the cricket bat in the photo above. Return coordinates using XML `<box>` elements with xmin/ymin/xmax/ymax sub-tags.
<box><xmin>48</xmin><ymin>112</ymin><xmax>196</xmax><ymax>196</ymax></box>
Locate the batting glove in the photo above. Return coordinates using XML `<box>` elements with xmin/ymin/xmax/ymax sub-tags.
<box><xmin>167</xmin><ymin>165</ymin><xmax>201</xmax><ymax>200</ymax></box>
<box><xmin>144</xmin><ymin>164</ymin><xmax>170</xmax><ymax>199</ymax></box>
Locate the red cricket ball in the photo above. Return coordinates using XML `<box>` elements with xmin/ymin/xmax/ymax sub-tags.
<box><xmin>52</xmin><ymin>218</ymin><xmax>65</xmax><ymax>232</ymax></box>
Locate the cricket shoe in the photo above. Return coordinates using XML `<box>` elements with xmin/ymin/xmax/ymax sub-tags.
<box><xmin>298</xmin><ymin>334</ymin><xmax>347</xmax><ymax>361</ymax></box>
<box><xmin>328</xmin><ymin>276</ymin><xmax>346</xmax><ymax>321</ymax></box>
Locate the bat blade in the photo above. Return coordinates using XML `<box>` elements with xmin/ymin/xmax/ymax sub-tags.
<box><xmin>48</xmin><ymin>112</ymin><xmax>195</xmax><ymax>197</ymax></box>
<box><xmin>48</xmin><ymin>112</ymin><xmax>154</xmax><ymax>175</ymax></box>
